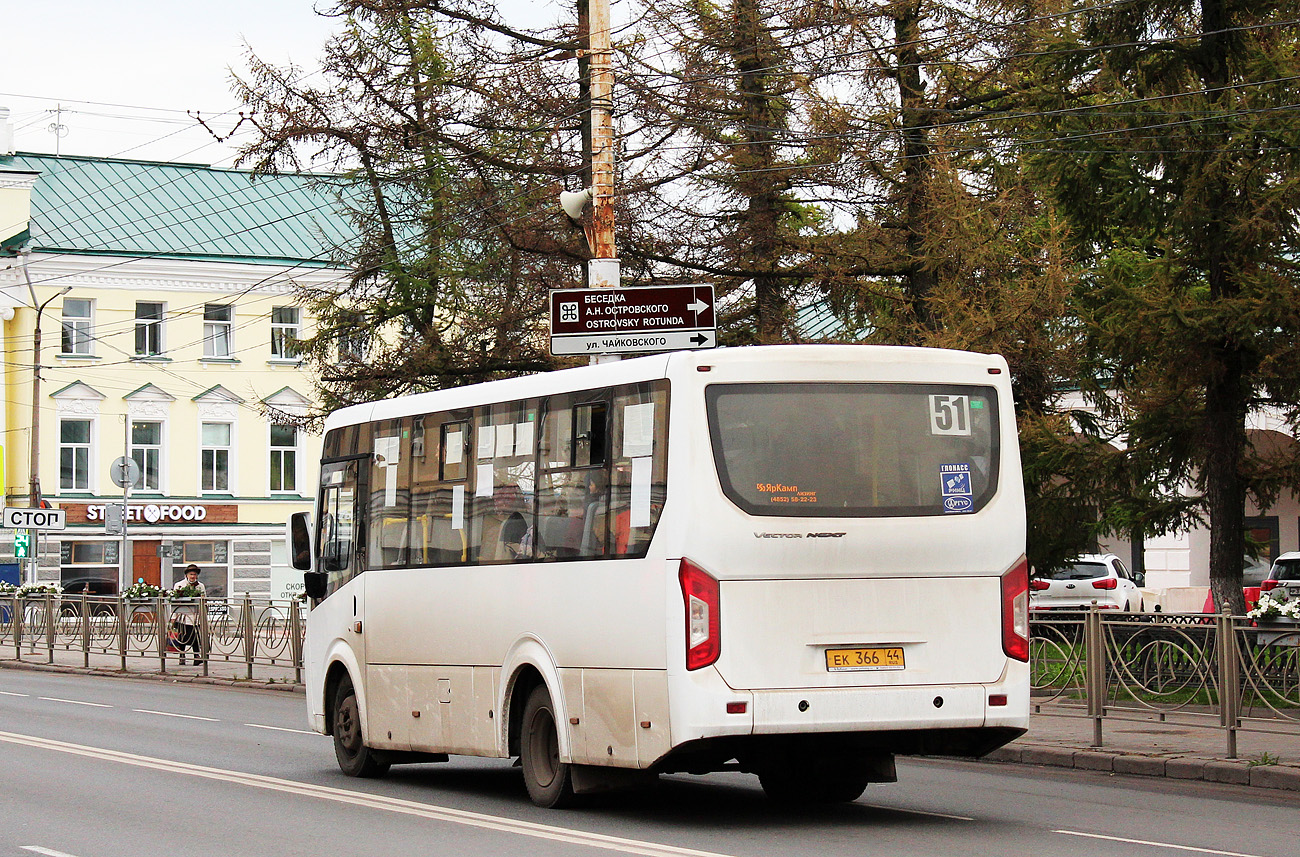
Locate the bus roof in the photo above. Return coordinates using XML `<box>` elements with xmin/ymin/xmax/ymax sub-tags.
<box><xmin>322</xmin><ymin>344</ymin><xmax>1007</xmax><ymax>432</ymax></box>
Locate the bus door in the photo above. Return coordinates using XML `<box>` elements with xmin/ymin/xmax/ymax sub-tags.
<box><xmin>307</xmin><ymin>456</ymin><xmax>370</xmax><ymax>673</ymax></box>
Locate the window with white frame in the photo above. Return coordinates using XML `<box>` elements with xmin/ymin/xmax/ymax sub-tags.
<box><xmin>337</xmin><ymin>312</ymin><xmax>369</xmax><ymax>362</ymax></box>
<box><xmin>134</xmin><ymin>302</ymin><xmax>164</xmax><ymax>356</ymax></box>
<box><xmin>269</xmin><ymin>424</ymin><xmax>299</xmax><ymax>493</ymax></box>
<box><xmin>59</xmin><ymin>419</ymin><xmax>92</xmax><ymax>490</ymax></box>
<box><xmin>130</xmin><ymin>421</ymin><xmax>163</xmax><ymax>491</ymax></box>
<box><xmin>201</xmin><ymin>422</ymin><xmax>232</xmax><ymax>493</ymax></box>
<box><xmin>203</xmin><ymin>304</ymin><xmax>232</xmax><ymax>357</ymax></box>
<box><xmin>60</xmin><ymin>299</ymin><xmax>93</xmax><ymax>355</ymax></box>
<box><xmin>270</xmin><ymin>306</ymin><xmax>300</xmax><ymax>359</ymax></box>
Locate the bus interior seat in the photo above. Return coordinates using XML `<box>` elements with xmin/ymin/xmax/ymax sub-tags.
<box><xmin>376</xmin><ymin>517</ymin><xmax>408</xmax><ymax>567</ymax></box>
<box><xmin>536</xmin><ymin>514</ymin><xmax>583</xmax><ymax>557</ymax></box>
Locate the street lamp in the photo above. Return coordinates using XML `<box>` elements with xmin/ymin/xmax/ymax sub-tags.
<box><xmin>22</xmin><ymin>250</ymin><xmax>71</xmax><ymax>583</ymax></box>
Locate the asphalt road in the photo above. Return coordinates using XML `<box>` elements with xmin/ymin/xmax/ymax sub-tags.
<box><xmin>1</xmin><ymin>670</ymin><xmax>1296</xmax><ymax>857</ymax></box>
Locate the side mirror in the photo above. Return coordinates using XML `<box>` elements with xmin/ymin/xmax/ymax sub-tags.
<box><xmin>288</xmin><ymin>512</ymin><xmax>312</xmax><ymax>571</ymax></box>
<box><xmin>1135</xmin><ymin>572</ymin><xmax>1146</xmax><ymax>588</ymax></box>
<box><xmin>303</xmin><ymin>571</ymin><xmax>327</xmax><ymax>600</ymax></box>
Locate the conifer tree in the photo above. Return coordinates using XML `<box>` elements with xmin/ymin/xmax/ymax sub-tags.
<box><xmin>1024</xmin><ymin>1</ymin><xmax>1300</xmax><ymax>610</ymax></box>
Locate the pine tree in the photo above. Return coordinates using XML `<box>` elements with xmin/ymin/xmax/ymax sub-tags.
<box><xmin>1024</xmin><ymin>1</ymin><xmax>1300</xmax><ymax>610</ymax></box>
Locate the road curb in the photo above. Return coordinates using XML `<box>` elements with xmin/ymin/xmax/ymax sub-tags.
<box><xmin>980</xmin><ymin>742</ymin><xmax>1300</xmax><ymax>792</ymax></box>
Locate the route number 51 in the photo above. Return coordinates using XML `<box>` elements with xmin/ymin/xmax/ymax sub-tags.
<box><xmin>930</xmin><ymin>394</ymin><xmax>971</xmax><ymax>436</ymax></box>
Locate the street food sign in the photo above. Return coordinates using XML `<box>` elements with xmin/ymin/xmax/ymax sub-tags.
<box><xmin>550</xmin><ymin>285</ymin><xmax>716</xmax><ymax>356</ymax></box>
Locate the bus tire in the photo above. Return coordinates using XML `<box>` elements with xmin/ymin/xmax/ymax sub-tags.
<box><xmin>333</xmin><ymin>675</ymin><xmax>390</xmax><ymax>778</ymax></box>
<box><xmin>520</xmin><ymin>685</ymin><xmax>577</xmax><ymax>808</ymax></box>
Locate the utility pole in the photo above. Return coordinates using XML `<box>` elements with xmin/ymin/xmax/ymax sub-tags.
<box><xmin>121</xmin><ymin>417</ymin><xmax>132</xmax><ymax>591</ymax></box>
<box><xmin>587</xmin><ymin>0</ymin><xmax>617</xmax><ymax>278</ymax></box>
<box><xmin>22</xmin><ymin>252</ymin><xmax>70</xmax><ymax>584</ymax></box>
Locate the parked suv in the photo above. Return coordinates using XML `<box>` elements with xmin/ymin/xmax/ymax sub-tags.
<box><xmin>1030</xmin><ymin>553</ymin><xmax>1145</xmax><ymax>612</ymax></box>
<box><xmin>1261</xmin><ymin>552</ymin><xmax>1300</xmax><ymax>603</ymax></box>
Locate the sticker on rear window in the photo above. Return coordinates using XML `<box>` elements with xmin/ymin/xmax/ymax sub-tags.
<box><xmin>940</xmin><ymin>463</ymin><xmax>973</xmax><ymax>513</ymax></box>
<box><xmin>929</xmin><ymin>394</ymin><xmax>971</xmax><ymax>436</ymax></box>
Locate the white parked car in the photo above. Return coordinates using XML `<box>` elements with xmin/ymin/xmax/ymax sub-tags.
<box><xmin>1030</xmin><ymin>553</ymin><xmax>1145</xmax><ymax>613</ymax></box>
<box><xmin>1261</xmin><ymin>552</ymin><xmax>1300</xmax><ymax>604</ymax></box>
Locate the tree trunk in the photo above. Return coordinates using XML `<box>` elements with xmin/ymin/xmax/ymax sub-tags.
<box><xmin>732</xmin><ymin>0</ymin><xmax>788</xmax><ymax>343</ymax></box>
<box><xmin>1199</xmin><ymin>0</ymin><xmax>1247</xmax><ymax>615</ymax></box>
<box><xmin>894</xmin><ymin>2</ymin><xmax>938</xmax><ymax>334</ymax></box>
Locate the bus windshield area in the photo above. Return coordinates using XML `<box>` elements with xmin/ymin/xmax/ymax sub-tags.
<box><xmin>706</xmin><ymin>382</ymin><xmax>999</xmax><ymax>517</ymax></box>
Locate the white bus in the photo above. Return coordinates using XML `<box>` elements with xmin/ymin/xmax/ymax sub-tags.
<box><xmin>290</xmin><ymin>344</ymin><xmax>1030</xmax><ymax>807</ymax></box>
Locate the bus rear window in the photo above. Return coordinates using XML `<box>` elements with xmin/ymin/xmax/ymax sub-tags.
<box><xmin>706</xmin><ymin>382</ymin><xmax>999</xmax><ymax>517</ymax></box>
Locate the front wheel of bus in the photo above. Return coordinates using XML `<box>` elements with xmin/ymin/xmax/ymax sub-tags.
<box><xmin>521</xmin><ymin>685</ymin><xmax>576</xmax><ymax>808</ymax></box>
<box><xmin>333</xmin><ymin>676</ymin><xmax>390</xmax><ymax>778</ymax></box>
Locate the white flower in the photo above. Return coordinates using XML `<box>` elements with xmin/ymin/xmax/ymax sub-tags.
<box><xmin>1248</xmin><ymin>592</ymin><xmax>1299</xmax><ymax>621</ymax></box>
<box><xmin>17</xmin><ymin>582</ymin><xmax>63</xmax><ymax>596</ymax></box>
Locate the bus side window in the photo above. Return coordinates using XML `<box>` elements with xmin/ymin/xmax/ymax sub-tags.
<box><xmin>320</xmin><ymin>507</ymin><xmax>347</xmax><ymax>571</ymax></box>
<box><xmin>574</xmin><ymin>402</ymin><xmax>607</xmax><ymax>468</ymax></box>
<box><xmin>317</xmin><ymin>459</ymin><xmax>363</xmax><ymax>597</ymax></box>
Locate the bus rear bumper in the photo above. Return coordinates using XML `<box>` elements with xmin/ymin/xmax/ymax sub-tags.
<box><xmin>749</xmin><ymin>683</ymin><xmax>1026</xmax><ymax>735</ymax></box>
<box><xmin>666</xmin><ymin>670</ymin><xmax>1029</xmax><ymax>768</ymax></box>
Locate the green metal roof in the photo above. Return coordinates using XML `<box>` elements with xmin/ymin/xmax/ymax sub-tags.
<box><xmin>2</xmin><ymin>153</ymin><xmax>355</xmax><ymax>266</ymax></box>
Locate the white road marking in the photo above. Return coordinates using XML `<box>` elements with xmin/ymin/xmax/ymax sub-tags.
<box><xmin>37</xmin><ymin>697</ymin><xmax>111</xmax><ymax>708</ymax></box>
<box><xmin>0</xmin><ymin>690</ymin><xmax>30</xmax><ymax>697</ymax></box>
<box><xmin>245</xmin><ymin>723</ymin><xmax>318</xmax><ymax>735</ymax></box>
<box><xmin>22</xmin><ymin>847</ymin><xmax>81</xmax><ymax>857</ymax></box>
<box><xmin>133</xmin><ymin>709</ymin><xmax>220</xmax><ymax>722</ymax></box>
<box><xmin>0</xmin><ymin>730</ymin><xmax>735</xmax><ymax>857</ymax></box>
<box><xmin>1055</xmin><ymin>829</ymin><xmax>1269</xmax><ymax>857</ymax></box>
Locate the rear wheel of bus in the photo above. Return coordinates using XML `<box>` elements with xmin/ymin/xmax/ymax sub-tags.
<box><xmin>520</xmin><ymin>685</ymin><xmax>577</xmax><ymax>808</ymax></box>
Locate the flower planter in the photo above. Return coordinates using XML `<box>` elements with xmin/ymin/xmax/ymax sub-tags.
<box><xmin>128</xmin><ymin>601</ymin><xmax>158</xmax><ymax>624</ymax></box>
<box><xmin>1255</xmin><ymin>618</ymin><xmax>1300</xmax><ymax>648</ymax></box>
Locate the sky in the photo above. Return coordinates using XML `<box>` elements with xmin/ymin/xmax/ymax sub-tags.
<box><xmin>1</xmin><ymin>0</ymin><xmax>561</xmax><ymax>168</ymax></box>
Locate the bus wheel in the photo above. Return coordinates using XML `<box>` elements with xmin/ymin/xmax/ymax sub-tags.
<box><xmin>333</xmin><ymin>675</ymin><xmax>390</xmax><ymax>778</ymax></box>
<box><xmin>759</xmin><ymin>764</ymin><xmax>869</xmax><ymax>804</ymax></box>
<box><xmin>520</xmin><ymin>685</ymin><xmax>576</xmax><ymax>808</ymax></box>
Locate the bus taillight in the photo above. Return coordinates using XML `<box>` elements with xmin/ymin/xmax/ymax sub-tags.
<box><xmin>679</xmin><ymin>559</ymin><xmax>720</xmax><ymax>670</ymax></box>
<box><xmin>1001</xmin><ymin>556</ymin><xmax>1030</xmax><ymax>662</ymax></box>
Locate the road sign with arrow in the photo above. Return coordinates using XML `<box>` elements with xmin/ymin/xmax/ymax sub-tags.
<box><xmin>550</xmin><ymin>284</ymin><xmax>716</xmax><ymax>356</ymax></box>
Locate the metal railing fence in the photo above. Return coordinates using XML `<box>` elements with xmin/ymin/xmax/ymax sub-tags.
<box><xmin>4</xmin><ymin>594</ymin><xmax>1297</xmax><ymax>757</ymax></box>
<box><xmin>1030</xmin><ymin>609</ymin><xmax>1300</xmax><ymax>757</ymax></box>
<box><xmin>0</xmin><ymin>593</ymin><xmax>303</xmax><ymax>684</ymax></box>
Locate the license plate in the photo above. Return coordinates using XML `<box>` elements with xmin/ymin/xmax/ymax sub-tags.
<box><xmin>825</xmin><ymin>646</ymin><xmax>905</xmax><ymax>672</ymax></box>
<box><xmin>1289</xmin><ymin>586</ymin><xmax>1300</xmax><ymax>597</ymax></box>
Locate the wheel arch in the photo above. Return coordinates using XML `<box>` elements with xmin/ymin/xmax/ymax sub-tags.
<box><xmin>500</xmin><ymin>636</ymin><xmax>571</xmax><ymax>760</ymax></box>
<box><xmin>322</xmin><ymin>647</ymin><xmax>364</xmax><ymax>736</ymax></box>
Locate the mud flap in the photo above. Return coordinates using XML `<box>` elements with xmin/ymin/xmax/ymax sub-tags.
<box><xmin>570</xmin><ymin>764</ymin><xmax>657</xmax><ymax>795</ymax></box>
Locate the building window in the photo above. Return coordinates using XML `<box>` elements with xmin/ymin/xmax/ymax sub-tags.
<box><xmin>172</xmin><ymin>541</ymin><xmax>229</xmax><ymax>598</ymax></box>
<box><xmin>270</xmin><ymin>424</ymin><xmax>299</xmax><ymax>493</ymax></box>
<box><xmin>203</xmin><ymin>304</ymin><xmax>232</xmax><ymax>357</ymax></box>
<box><xmin>337</xmin><ymin>313</ymin><xmax>369</xmax><ymax>362</ymax></box>
<box><xmin>130</xmin><ymin>421</ymin><xmax>163</xmax><ymax>491</ymax></box>
<box><xmin>60</xmin><ymin>541</ymin><xmax>119</xmax><ymax>596</ymax></box>
<box><xmin>134</xmin><ymin>302</ymin><xmax>164</xmax><ymax>356</ymax></box>
<box><xmin>60</xmin><ymin>419</ymin><xmax>92</xmax><ymax>490</ymax></box>
<box><xmin>202</xmin><ymin>422</ymin><xmax>232</xmax><ymax>492</ymax></box>
<box><xmin>61</xmin><ymin>299</ymin><xmax>93</xmax><ymax>355</ymax></box>
<box><xmin>271</xmin><ymin>307</ymin><xmax>300</xmax><ymax>359</ymax></box>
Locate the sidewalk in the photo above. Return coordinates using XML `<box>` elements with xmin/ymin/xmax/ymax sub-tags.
<box><xmin>983</xmin><ymin>703</ymin><xmax>1300</xmax><ymax>792</ymax></box>
<box><xmin>0</xmin><ymin>644</ymin><xmax>303</xmax><ymax>692</ymax></box>
<box><xmin>3</xmin><ymin>648</ymin><xmax>1298</xmax><ymax>792</ymax></box>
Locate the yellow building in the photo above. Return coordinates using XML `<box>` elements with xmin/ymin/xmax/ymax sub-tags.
<box><xmin>0</xmin><ymin>146</ymin><xmax>354</xmax><ymax>596</ymax></box>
